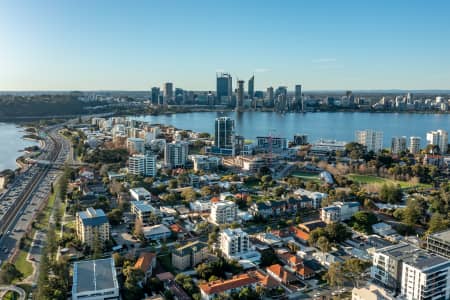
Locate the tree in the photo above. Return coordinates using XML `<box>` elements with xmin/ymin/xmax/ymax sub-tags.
<box><xmin>123</xmin><ymin>266</ymin><xmax>145</xmax><ymax>300</ymax></box>
<box><xmin>317</xmin><ymin>236</ymin><xmax>331</xmax><ymax>252</ymax></box>
<box><xmin>107</xmin><ymin>208</ymin><xmax>123</xmax><ymax>225</ymax></box>
<box><xmin>402</xmin><ymin>198</ymin><xmax>421</xmax><ymax>226</ymax></box>
<box><xmin>323</xmin><ymin>262</ymin><xmax>344</xmax><ymax>288</ymax></box>
<box><xmin>427</xmin><ymin>213</ymin><xmax>449</xmax><ymax>234</ymax></box>
<box><xmin>0</xmin><ymin>263</ymin><xmax>22</xmax><ymax>284</ymax></box>
<box><xmin>92</xmin><ymin>231</ymin><xmax>103</xmax><ymax>259</ymax></box>
<box><xmin>343</xmin><ymin>258</ymin><xmax>371</xmax><ymax>288</ymax></box>
<box><xmin>181</xmin><ymin>187</ymin><xmax>197</xmax><ymax>201</ymax></box>
<box><xmin>351</xmin><ymin>211</ymin><xmax>378</xmax><ymax>233</ymax></box>
<box><xmin>134</xmin><ymin>219</ymin><xmax>145</xmax><ymax>241</ymax></box>
<box><xmin>379</xmin><ymin>184</ymin><xmax>403</xmax><ymax>203</ymax></box>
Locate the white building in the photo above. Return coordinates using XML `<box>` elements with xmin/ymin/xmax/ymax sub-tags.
<box><xmin>131</xmin><ymin>201</ymin><xmax>160</xmax><ymax>225</ymax></box>
<box><xmin>189</xmin><ymin>200</ymin><xmax>212</xmax><ymax>212</ymax></box>
<box><xmin>142</xmin><ymin>224</ymin><xmax>171</xmax><ymax>241</ymax></box>
<box><xmin>164</xmin><ymin>141</ymin><xmax>189</xmax><ymax>168</ymax></box>
<box><xmin>130</xmin><ymin>187</ymin><xmax>152</xmax><ymax>202</ymax></box>
<box><xmin>293</xmin><ymin>188</ymin><xmax>327</xmax><ymax>209</ymax></box>
<box><xmin>391</xmin><ymin>136</ymin><xmax>407</xmax><ymax>154</ymax></box>
<box><xmin>220</xmin><ymin>228</ymin><xmax>250</xmax><ymax>259</ymax></box>
<box><xmin>190</xmin><ymin>155</ymin><xmax>221</xmax><ymax>171</ymax></box>
<box><xmin>72</xmin><ymin>258</ymin><xmax>119</xmax><ymax>300</ymax></box>
<box><xmin>320</xmin><ymin>201</ymin><xmax>359</xmax><ymax>223</ymax></box>
<box><xmin>356</xmin><ymin>130</ymin><xmax>383</xmax><ymax>152</ymax></box>
<box><xmin>210</xmin><ymin>200</ymin><xmax>237</xmax><ymax>225</ymax></box>
<box><xmin>128</xmin><ymin>154</ymin><xmax>157</xmax><ymax>177</ymax></box>
<box><xmin>426</xmin><ymin>129</ymin><xmax>448</xmax><ymax>153</ymax></box>
<box><xmin>409</xmin><ymin>136</ymin><xmax>421</xmax><ymax>154</ymax></box>
<box><xmin>400</xmin><ymin>253</ymin><xmax>450</xmax><ymax>300</ymax></box>
<box><xmin>127</xmin><ymin>137</ymin><xmax>145</xmax><ymax>154</ymax></box>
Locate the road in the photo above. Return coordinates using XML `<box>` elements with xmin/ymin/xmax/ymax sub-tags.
<box><xmin>0</xmin><ymin>285</ymin><xmax>26</xmax><ymax>300</ymax></box>
<box><xmin>0</xmin><ymin>126</ymin><xmax>70</xmax><ymax>267</ymax></box>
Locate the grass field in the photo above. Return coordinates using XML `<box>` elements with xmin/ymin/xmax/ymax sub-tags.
<box><xmin>348</xmin><ymin>174</ymin><xmax>431</xmax><ymax>189</ymax></box>
<box><xmin>291</xmin><ymin>171</ymin><xmax>322</xmax><ymax>183</ymax></box>
<box><xmin>14</xmin><ymin>248</ymin><xmax>33</xmax><ymax>280</ymax></box>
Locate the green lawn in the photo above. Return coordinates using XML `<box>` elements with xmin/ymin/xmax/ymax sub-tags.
<box><xmin>291</xmin><ymin>171</ymin><xmax>321</xmax><ymax>183</ymax></box>
<box><xmin>14</xmin><ymin>249</ymin><xmax>33</xmax><ymax>280</ymax></box>
<box><xmin>348</xmin><ymin>174</ymin><xmax>431</xmax><ymax>189</ymax></box>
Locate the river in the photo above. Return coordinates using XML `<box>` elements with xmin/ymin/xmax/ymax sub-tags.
<box><xmin>0</xmin><ymin>123</ymin><xmax>38</xmax><ymax>171</ymax></box>
<box><xmin>131</xmin><ymin>112</ymin><xmax>450</xmax><ymax>147</ymax></box>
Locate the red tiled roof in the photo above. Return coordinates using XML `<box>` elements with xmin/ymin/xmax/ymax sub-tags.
<box><xmin>290</xmin><ymin>226</ymin><xmax>310</xmax><ymax>241</ymax></box>
<box><xmin>297</xmin><ymin>265</ymin><xmax>315</xmax><ymax>277</ymax></box>
<box><xmin>266</xmin><ymin>264</ymin><xmax>295</xmax><ymax>284</ymax></box>
<box><xmin>210</xmin><ymin>197</ymin><xmax>220</xmax><ymax>203</ymax></box>
<box><xmin>248</xmin><ymin>270</ymin><xmax>280</xmax><ymax>289</ymax></box>
<box><xmin>134</xmin><ymin>252</ymin><xmax>156</xmax><ymax>272</ymax></box>
<box><xmin>199</xmin><ymin>273</ymin><xmax>258</xmax><ymax>295</ymax></box>
<box><xmin>169</xmin><ymin>224</ymin><xmax>184</xmax><ymax>233</ymax></box>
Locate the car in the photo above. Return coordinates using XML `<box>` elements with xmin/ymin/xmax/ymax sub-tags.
<box><xmin>3</xmin><ymin>249</ymin><xmax>8</xmax><ymax>254</ymax></box>
<box><xmin>6</xmin><ymin>230</ymin><xmax>10</xmax><ymax>235</ymax></box>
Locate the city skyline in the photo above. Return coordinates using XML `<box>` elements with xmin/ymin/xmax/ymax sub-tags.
<box><xmin>1</xmin><ymin>0</ymin><xmax>450</xmax><ymax>91</ymax></box>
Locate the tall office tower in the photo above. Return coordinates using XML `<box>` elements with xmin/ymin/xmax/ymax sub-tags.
<box><xmin>248</xmin><ymin>75</ymin><xmax>254</xmax><ymax>99</ymax></box>
<box><xmin>406</xmin><ymin>92</ymin><xmax>413</xmax><ymax>104</ymax></box>
<box><xmin>266</xmin><ymin>87</ymin><xmax>274</xmax><ymax>103</ymax></box>
<box><xmin>409</xmin><ymin>136</ymin><xmax>421</xmax><ymax>154</ymax></box>
<box><xmin>236</xmin><ymin>80</ymin><xmax>245</xmax><ymax>111</ymax></box>
<box><xmin>426</xmin><ymin>129</ymin><xmax>448</xmax><ymax>154</ymax></box>
<box><xmin>175</xmin><ymin>88</ymin><xmax>184</xmax><ymax>104</ymax></box>
<box><xmin>151</xmin><ymin>87</ymin><xmax>160</xmax><ymax>105</ymax></box>
<box><xmin>391</xmin><ymin>136</ymin><xmax>407</xmax><ymax>154</ymax></box>
<box><xmin>355</xmin><ymin>129</ymin><xmax>384</xmax><ymax>152</ymax></box>
<box><xmin>163</xmin><ymin>82</ymin><xmax>174</xmax><ymax>104</ymax></box>
<box><xmin>295</xmin><ymin>84</ymin><xmax>303</xmax><ymax>111</ymax></box>
<box><xmin>216</xmin><ymin>73</ymin><xmax>232</xmax><ymax>103</ymax></box>
<box><xmin>346</xmin><ymin>90</ymin><xmax>355</xmax><ymax>106</ymax></box>
<box><xmin>164</xmin><ymin>141</ymin><xmax>189</xmax><ymax>169</ymax></box>
<box><xmin>214</xmin><ymin>117</ymin><xmax>235</xmax><ymax>149</ymax></box>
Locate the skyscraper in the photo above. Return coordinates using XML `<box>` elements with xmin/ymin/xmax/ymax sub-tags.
<box><xmin>248</xmin><ymin>75</ymin><xmax>254</xmax><ymax>99</ymax></box>
<box><xmin>236</xmin><ymin>80</ymin><xmax>245</xmax><ymax>112</ymax></box>
<box><xmin>163</xmin><ymin>82</ymin><xmax>174</xmax><ymax>104</ymax></box>
<box><xmin>151</xmin><ymin>87</ymin><xmax>160</xmax><ymax>105</ymax></box>
<box><xmin>409</xmin><ymin>136</ymin><xmax>421</xmax><ymax>154</ymax></box>
<box><xmin>266</xmin><ymin>87</ymin><xmax>274</xmax><ymax>104</ymax></box>
<box><xmin>295</xmin><ymin>84</ymin><xmax>303</xmax><ymax>112</ymax></box>
<box><xmin>355</xmin><ymin>129</ymin><xmax>383</xmax><ymax>152</ymax></box>
<box><xmin>216</xmin><ymin>73</ymin><xmax>232</xmax><ymax>103</ymax></box>
<box><xmin>391</xmin><ymin>136</ymin><xmax>407</xmax><ymax>154</ymax></box>
<box><xmin>214</xmin><ymin>117</ymin><xmax>235</xmax><ymax>149</ymax></box>
<box><xmin>426</xmin><ymin>129</ymin><xmax>448</xmax><ymax>153</ymax></box>
<box><xmin>164</xmin><ymin>141</ymin><xmax>189</xmax><ymax>169</ymax></box>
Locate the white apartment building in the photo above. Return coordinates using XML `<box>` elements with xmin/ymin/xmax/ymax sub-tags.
<box><xmin>391</xmin><ymin>136</ymin><xmax>407</xmax><ymax>154</ymax></box>
<box><xmin>401</xmin><ymin>253</ymin><xmax>450</xmax><ymax>300</ymax></box>
<box><xmin>320</xmin><ymin>201</ymin><xmax>360</xmax><ymax>224</ymax></box>
<box><xmin>356</xmin><ymin>129</ymin><xmax>384</xmax><ymax>152</ymax></box>
<box><xmin>128</xmin><ymin>154</ymin><xmax>157</xmax><ymax>177</ymax></box>
<box><xmin>164</xmin><ymin>141</ymin><xmax>189</xmax><ymax>168</ymax></box>
<box><xmin>130</xmin><ymin>187</ymin><xmax>152</xmax><ymax>202</ymax></box>
<box><xmin>409</xmin><ymin>136</ymin><xmax>421</xmax><ymax>154</ymax></box>
<box><xmin>190</xmin><ymin>155</ymin><xmax>221</xmax><ymax>171</ymax></box>
<box><xmin>127</xmin><ymin>137</ymin><xmax>145</xmax><ymax>154</ymax></box>
<box><xmin>76</xmin><ymin>207</ymin><xmax>110</xmax><ymax>248</ymax></box>
<box><xmin>426</xmin><ymin>129</ymin><xmax>448</xmax><ymax>153</ymax></box>
<box><xmin>220</xmin><ymin>228</ymin><xmax>250</xmax><ymax>259</ymax></box>
<box><xmin>131</xmin><ymin>201</ymin><xmax>160</xmax><ymax>225</ymax></box>
<box><xmin>210</xmin><ymin>200</ymin><xmax>237</xmax><ymax>225</ymax></box>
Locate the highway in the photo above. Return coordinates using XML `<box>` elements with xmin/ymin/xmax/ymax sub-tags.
<box><xmin>0</xmin><ymin>126</ymin><xmax>70</xmax><ymax>265</ymax></box>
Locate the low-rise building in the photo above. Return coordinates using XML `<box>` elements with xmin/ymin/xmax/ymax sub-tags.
<box><xmin>266</xmin><ymin>264</ymin><xmax>296</xmax><ymax>284</ymax></box>
<box><xmin>172</xmin><ymin>241</ymin><xmax>208</xmax><ymax>270</ymax></box>
<box><xmin>72</xmin><ymin>258</ymin><xmax>119</xmax><ymax>300</ymax></box>
<box><xmin>142</xmin><ymin>224</ymin><xmax>171</xmax><ymax>241</ymax></box>
<box><xmin>321</xmin><ymin>201</ymin><xmax>359</xmax><ymax>223</ymax></box>
<box><xmin>76</xmin><ymin>207</ymin><xmax>110</xmax><ymax>248</ymax></box>
<box><xmin>352</xmin><ymin>284</ymin><xmax>395</xmax><ymax>300</ymax></box>
<box><xmin>190</xmin><ymin>155</ymin><xmax>221</xmax><ymax>171</ymax></box>
<box><xmin>199</xmin><ymin>273</ymin><xmax>259</xmax><ymax>300</ymax></box>
<box><xmin>427</xmin><ymin>229</ymin><xmax>450</xmax><ymax>259</ymax></box>
<box><xmin>210</xmin><ymin>200</ymin><xmax>237</xmax><ymax>225</ymax></box>
<box><xmin>131</xmin><ymin>201</ymin><xmax>160</xmax><ymax>225</ymax></box>
<box><xmin>130</xmin><ymin>187</ymin><xmax>152</xmax><ymax>202</ymax></box>
<box><xmin>134</xmin><ymin>252</ymin><xmax>157</xmax><ymax>282</ymax></box>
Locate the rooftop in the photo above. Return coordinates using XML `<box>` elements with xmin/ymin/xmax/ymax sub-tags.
<box><xmin>429</xmin><ymin>229</ymin><xmax>450</xmax><ymax>243</ymax></box>
<box><xmin>173</xmin><ymin>241</ymin><xmax>207</xmax><ymax>256</ymax></box>
<box><xmin>73</xmin><ymin>258</ymin><xmax>118</xmax><ymax>294</ymax></box>
<box><xmin>199</xmin><ymin>273</ymin><xmax>258</xmax><ymax>295</ymax></box>
<box><xmin>403</xmin><ymin>252</ymin><xmax>450</xmax><ymax>271</ymax></box>
<box><xmin>78</xmin><ymin>207</ymin><xmax>108</xmax><ymax>227</ymax></box>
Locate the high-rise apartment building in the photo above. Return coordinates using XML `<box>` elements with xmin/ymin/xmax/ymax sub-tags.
<box><xmin>76</xmin><ymin>207</ymin><xmax>110</xmax><ymax>248</ymax></box>
<box><xmin>236</xmin><ymin>80</ymin><xmax>245</xmax><ymax>111</ymax></box>
<box><xmin>295</xmin><ymin>84</ymin><xmax>303</xmax><ymax>111</ymax></box>
<box><xmin>248</xmin><ymin>76</ymin><xmax>254</xmax><ymax>99</ymax></box>
<box><xmin>126</xmin><ymin>137</ymin><xmax>145</xmax><ymax>154</ymax></box>
<box><xmin>409</xmin><ymin>136</ymin><xmax>421</xmax><ymax>154</ymax></box>
<box><xmin>216</xmin><ymin>73</ymin><xmax>232</xmax><ymax>102</ymax></box>
<box><xmin>356</xmin><ymin>130</ymin><xmax>383</xmax><ymax>152</ymax></box>
<box><xmin>164</xmin><ymin>141</ymin><xmax>188</xmax><ymax>168</ymax></box>
<box><xmin>214</xmin><ymin>117</ymin><xmax>235</xmax><ymax>150</ymax></box>
<box><xmin>266</xmin><ymin>87</ymin><xmax>274</xmax><ymax>103</ymax></box>
<box><xmin>220</xmin><ymin>228</ymin><xmax>250</xmax><ymax>259</ymax></box>
<box><xmin>128</xmin><ymin>154</ymin><xmax>157</xmax><ymax>177</ymax></box>
<box><xmin>426</xmin><ymin>129</ymin><xmax>448</xmax><ymax>153</ymax></box>
<box><xmin>391</xmin><ymin>136</ymin><xmax>407</xmax><ymax>154</ymax></box>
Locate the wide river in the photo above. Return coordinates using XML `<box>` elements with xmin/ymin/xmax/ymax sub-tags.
<box><xmin>0</xmin><ymin>123</ymin><xmax>37</xmax><ymax>171</ymax></box>
<box><xmin>132</xmin><ymin>112</ymin><xmax>450</xmax><ymax>147</ymax></box>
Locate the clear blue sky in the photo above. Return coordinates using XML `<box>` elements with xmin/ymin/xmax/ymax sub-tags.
<box><xmin>1</xmin><ymin>0</ymin><xmax>450</xmax><ymax>91</ymax></box>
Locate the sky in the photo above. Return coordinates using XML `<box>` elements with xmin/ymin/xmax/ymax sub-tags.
<box><xmin>1</xmin><ymin>0</ymin><xmax>450</xmax><ymax>91</ymax></box>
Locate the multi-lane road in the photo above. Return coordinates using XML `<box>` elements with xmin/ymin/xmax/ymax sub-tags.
<box><xmin>0</xmin><ymin>126</ymin><xmax>70</xmax><ymax>265</ymax></box>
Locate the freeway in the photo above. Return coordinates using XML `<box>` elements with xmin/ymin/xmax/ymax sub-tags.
<box><xmin>0</xmin><ymin>127</ymin><xmax>70</xmax><ymax>265</ymax></box>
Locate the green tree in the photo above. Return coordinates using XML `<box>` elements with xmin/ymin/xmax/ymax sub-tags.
<box><xmin>343</xmin><ymin>258</ymin><xmax>371</xmax><ymax>288</ymax></box>
<box><xmin>317</xmin><ymin>236</ymin><xmax>331</xmax><ymax>252</ymax></box>
<box><xmin>0</xmin><ymin>263</ymin><xmax>23</xmax><ymax>284</ymax></box>
<box><xmin>427</xmin><ymin>213</ymin><xmax>449</xmax><ymax>234</ymax></box>
<box><xmin>323</xmin><ymin>262</ymin><xmax>344</xmax><ymax>288</ymax></box>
